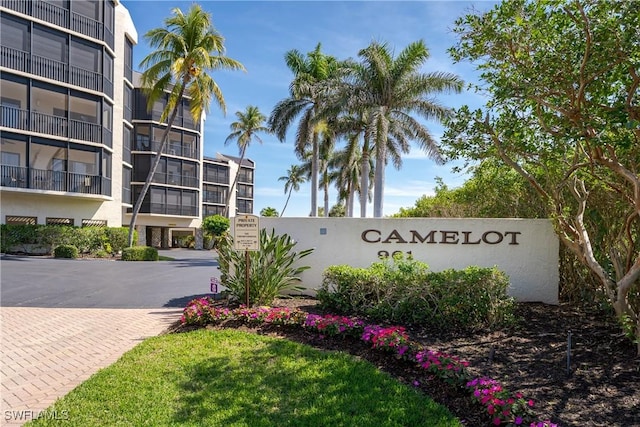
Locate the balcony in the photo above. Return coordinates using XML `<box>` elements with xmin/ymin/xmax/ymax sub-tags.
<box><xmin>147</xmin><ymin>171</ymin><xmax>199</xmax><ymax>188</ymax></box>
<box><xmin>1</xmin><ymin>106</ymin><xmax>103</xmax><ymax>144</ymax></box>
<box><xmin>151</xmin><ymin>203</ymin><xmax>198</xmax><ymax>217</ymax></box>
<box><xmin>0</xmin><ymin>164</ymin><xmax>109</xmax><ymax>196</ymax></box>
<box><xmin>1</xmin><ymin>46</ymin><xmax>109</xmax><ymax>95</ymax></box>
<box><xmin>134</xmin><ymin>140</ymin><xmax>198</xmax><ymax>160</ymax></box>
<box><xmin>2</xmin><ymin>0</ymin><xmax>107</xmax><ymax>46</ymax></box>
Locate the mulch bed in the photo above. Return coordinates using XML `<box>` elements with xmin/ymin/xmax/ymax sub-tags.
<box><xmin>169</xmin><ymin>298</ymin><xmax>640</xmax><ymax>427</ymax></box>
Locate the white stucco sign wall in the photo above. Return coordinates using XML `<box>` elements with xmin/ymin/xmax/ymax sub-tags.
<box><xmin>259</xmin><ymin>218</ymin><xmax>559</xmax><ymax>304</ymax></box>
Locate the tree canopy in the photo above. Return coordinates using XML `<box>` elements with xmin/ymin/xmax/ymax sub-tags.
<box><xmin>443</xmin><ymin>0</ymin><xmax>640</xmax><ymax>351</ymax></box>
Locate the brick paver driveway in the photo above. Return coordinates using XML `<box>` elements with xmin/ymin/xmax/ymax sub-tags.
<box><xmin>1</xmin><ymin>249</ymin><xmax>219</xmax><ymax>426</ymax></box>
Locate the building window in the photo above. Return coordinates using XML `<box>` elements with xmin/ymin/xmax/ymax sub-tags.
<box><xmin>237</xmin><ymin>199</ymin><xmax>253</xmax><ymax>214</ymax></box>
<box><xmin>33</xmin><ymin>25</ymin><xmax>68</xmax><ymax>64</ymax></box>
<box><xmin>134</xmin><ymin>125</ymin><xmax>151</xmax><ymax>151</ymax></box>
<box><xmin>237</xmin><ymin>183</ymin><xmax>253</xmax><ymax>199</ymax></box>
<box><xmin>238</xmin><ymin>167</ymin><xmax>254</xmax><ymax>183</ymax></box>
<box><xmin>46</xmin><ymin>217</ymin><xmax>74</xmax><ymax>226</ymax></box>
<box><xmin>6</xmin><ymin>216</ymin><xmax>37</xmax><ymax>225</ymax></box>
<box><xmin>124</xmin><ymin>37</ymin><xmax>133</xmax><ymax>82</ymax></box>
<box><xmin>82</xmin><ymin>219</ymin><xmax>107</xmax><ymax>227</ymax></box>
<box><xmin>122</xmin><ymin>166</ymin><xmax>131</xmax><ymax>204</ymax></box>
<box><xmin>1</xmin><ymin>15</ymin><xmax>30</xmax><ymax>52</ymax></box>
<box><xmin>204</xmin><ymin>163</ymin><xmax>228</xmax><ymax>184</ymax></box>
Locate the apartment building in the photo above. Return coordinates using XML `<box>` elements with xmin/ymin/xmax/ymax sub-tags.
<box><xmin>0</xmin><ymin>0</ymin><xmax>136</xmax><ymax>227</ymax></box>
<box><xmin>202</xmin><ymin>154</ymin><xmax>255</xmax><ymax>218</ymax></box>
<box><xmin>0</xmin><ymin>0</ymin><xmax>254</xmax><ymax>249</ymax></box>
<box><xmin>127</xmin><ymin>71</ymin><xmax>204</xmax><ymax>247</ymax></box>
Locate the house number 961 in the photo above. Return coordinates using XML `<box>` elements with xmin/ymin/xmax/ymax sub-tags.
<box><xmin>377</xmin><ymin>250</ymin><xmax>412</xmax><ymax>258</ymax></box>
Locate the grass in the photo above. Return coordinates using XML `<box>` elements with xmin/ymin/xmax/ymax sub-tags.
<box><xmin>27</xmin><ymin>329</ymin><xmax>459</xmax><ymax>427</ymax></box>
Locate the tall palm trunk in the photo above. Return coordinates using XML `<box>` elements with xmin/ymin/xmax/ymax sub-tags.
<box><xmin>223</xmin><ymin>146</ymin><xmax>247</xmax><ymax>217</ymax></box>
<box><xmin>360</xmin><ymin>149</ymin><xmax>370</xmax><ymax>218</ymax></box>
<box><xmin>281</xmin><ymin>189</ymin><xmax>293</xmax><ymax>216</ymax></box>
<box><xmin>373</xmin><ymin>111</ymin><xmax>389</xmax><ymax>218</ymax></box>
<box><xmin>323</xmin><ymin>175</ymin><xmax>330</xmax><ymax>217</ymax></box>
<box><xmin>128</xmin><ymin>85</ymin><xmax>185</xmax><ymax>247</ymax></box>
<box><xmin>373</xmin><ymin>144</ymin><xmax>386</xmax><ymax>218</ymax></box>
<box><xmin>310</xmin><ymin>133</ymin><xmax>319</xmax><ymax>216</ymax></box>
<box><xmin>346</xmin><ymin>180</ymin><xmax>355</xmax><ymax>217</ymax></box>
<box><xmin>359</xmin><ymin>135</ymin><xmax>371</xmax><ymax>218</ymax></box>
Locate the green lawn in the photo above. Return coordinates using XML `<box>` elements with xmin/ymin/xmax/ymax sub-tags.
<box><xmin>27</xmin><ymin>329</ymin><xmax>460</xmax><ymax>427</ymax></box>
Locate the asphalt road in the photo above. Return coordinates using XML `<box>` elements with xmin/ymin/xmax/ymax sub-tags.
<box><xmin>0</xmin><ymin>249</ymin><xmax>222</xmax><ymax>308</ymax></box>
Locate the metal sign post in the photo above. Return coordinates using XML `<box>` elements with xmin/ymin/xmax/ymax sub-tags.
<box><xmin>233</xmin><ymin>214</ymin><xmax>260</xmax><ymax>306</ymax></box>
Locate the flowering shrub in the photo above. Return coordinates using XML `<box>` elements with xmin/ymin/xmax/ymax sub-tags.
<box><xmin>181</xmin><ymin>297</ymin><xmax>216</xmax><ymax>326</ymax></box>
<box><xmin>303</xmin><ymin>314</ymin><xmax>365</xmax><ymax>337</ymax></box>
<box><xmin>180</xmin><ymin>302</ymin><xmax>558</xmax><ymax>426</ymax></box>
<box><xmin>466</xmin><ymin>377</ymin><xmax>542</xmax><ymax>426</ymax></box>
<box><xmin>415</xmin><ymin>349</ymin><xmax>470</xmax><ymax>386</ymax></box>
<box><xmin>263</xmin><ymin>307</ymin><xmax>308</xmax><ymax>326</ymax></box>
<box><xmin>361</xmin><ymin>325</ymin><xmax>412</xmax><ymax>358</ymax></box>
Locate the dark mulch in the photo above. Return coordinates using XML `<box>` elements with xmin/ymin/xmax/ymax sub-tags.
<box><xmin>169</xmin><ymin>298</ymin><xmax>640</xmax><ymax>427</ymax></box>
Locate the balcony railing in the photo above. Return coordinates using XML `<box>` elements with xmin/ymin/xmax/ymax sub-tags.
<box><xmin>0</xmin><ymin>46</ymin><xmax>29</xmax><ymax>72</ymax></box>
<box><xmin>32</xmin><ymin>55</ymin><xmax>68</xmax><ymax>83</ymax></box>
<box><xmin>71</xmin><ymin>12</ymin><xmax>102</xmax><ymax>40</ymax></box>
<box><xmin>1</xmin><ymin>0</ymin><xmax>30</xmax><ymax>14</ymax></box>
<box><xmin>33</xmin><ymin>0</ymin><xmax>68</xmax><ymax>29</ymax></box>
<box><xmin>149</xmin><ymin>203</ymin><xmax>198</xmax><ymax>217</ymax></box>
<box><xmin>135</xmin><ymin>141</ymin><xmax>198</xmax><ymax>160</ymax></box>
<box><xmin>31</xmin><ymin>110</ymin><xmax>67</xmax><ymax>138</ymax></box>
<box><xmin>0</xmin><ymin>165</ymin><xmax>28</xmax><ymax>188</ymax></box>
<box><xmin>0</xmin><ymin>107</ymin><xmax>29</xmax><ymax>131</ymax></box>
<box><xmin>203</xmin><ymin>193</ymin><xmax>225</xmax><ymax>204</ymax></box>
<box><xmin>69</xmin><ymin>119</ymin><xmax>101</xmax><ymax>143</ymax></box>
<box><xmin>0</xmin><ymin>164</ymin><xmax>108</xmax><ymax>196</ymax></box>
<box><xmin>2</xmin><ymin>46</ymin><xmax>106</xmax><ymax>94</ymax></box>
<box><xmin>2</xmin><ymin>0</ymin><xmax>106</xmax><ymax>43</ymax></box>
<box><xmin>1</xmin><ymin>106</ymin><xmax>103</xmax><ymax>144</ymax></box>
<box><xmin>147</xmin><ymin>171</ymin><xmax>198</xmax><ymax>188</ymax></box>
<box><xmin>70</xmin><ymin>66</ymin><xmax>102</xmax><ymax>92</ymax></box>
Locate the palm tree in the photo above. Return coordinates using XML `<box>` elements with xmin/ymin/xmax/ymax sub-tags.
<box><xmin>348</xmin><ymin>40</ymin><xmax>463</xmax><ymax>217</ymax></box>
<box><xmin>127</xmin><ymin>4</ymin><xmax>244</xmax><ymax>246</ymax></box>
<box><xmin>223</xmin><ymin>105</ymin><xmax>270</xmax><ymax>216</ymax></box>
<box><xmin>278</xmin><ymin>164</ymin><xmax>307</xmax><ymax>216</ymax></box>
<box><xmin>268</xmin><ymin>43</ymin><xmax>343</xmax><ymax>217</ymax></box>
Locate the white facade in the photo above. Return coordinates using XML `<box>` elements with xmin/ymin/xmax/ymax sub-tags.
<box><xmin>257</xmin><ymin>218</ymin><xmax>560</xmax><ymax>304</ymax></box>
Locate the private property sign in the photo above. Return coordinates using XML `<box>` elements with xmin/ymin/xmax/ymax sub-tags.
<box><xmin>233</xmin><ymin>214</ymin><xmax>260</xmax><ymax>251</ymax></box>
<box><xmin>259</xmin><ymin>218</ymin><xmax>559</xmax><ymax>304</ymax></box>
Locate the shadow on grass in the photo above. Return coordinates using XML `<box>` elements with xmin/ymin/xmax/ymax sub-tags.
<box><xmin>172</xmin><ymin>332</ymin><xmax>458</xmax><ymax>427</ymax></box>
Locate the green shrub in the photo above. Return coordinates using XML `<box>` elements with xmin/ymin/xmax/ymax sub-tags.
<box><xmin>122</xmin><ymin>246</ymin><xmax>159</xmax><ymax>261</ymax></box>
<box><xmin>92</xmin><ymin>249</ymin><xmax>111</xmax><ymax>258</ymax></box>
<box><xmin>202</xmin><ymin>215</ymin><xmax>230</xmax><ymax>249</ymax></box>
<box><xmin>1</xmin><ymin>225</ymin><xmax>134</xmax><ymax>255</ymax></box>
<box><xmin>54</xmin><ymin>244</ymin><xmax>79</xmax><ymax>259</ymax></box>
<box><xmin>319</xmin><ymin>256</ymin><xmax>516</xmax><ymax>332</ymax></box>
<box><xmin>105</xmin><ymin>227</ymin><xmax>132</xmax><ymax>254</ymax></box>
<box><xmin>217</xmin><ymin>228</ymin><xmax>313</xmax><ymax>306</ymax></box>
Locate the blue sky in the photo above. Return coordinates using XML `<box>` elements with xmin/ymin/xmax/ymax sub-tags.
<box><xmin>121</xmin><ymin>0</ymin><xmax>495</xmax><ymax>217</ymax></box>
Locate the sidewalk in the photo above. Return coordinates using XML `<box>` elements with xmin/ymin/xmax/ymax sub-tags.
<box><xmin>1</xmin><ymin>307</ymin><xmax>181</xmax><ymax>426</ymax></box>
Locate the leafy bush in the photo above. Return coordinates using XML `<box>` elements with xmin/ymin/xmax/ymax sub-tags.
<box><xmin>104</xmin><ymin>227</ymin><xmax>132</xmax><ymax>254</ymax></box>
<box><xmin>1</xmin><ymin>225</ymin><xmax>135</xmax><ymax>255</ymax></box>
<box><xmin>217</xmin><ymin>228</ymin><xmax>313</xmax><ymax>306</ymax></box>
<box><xmin>54</xmin><ymin>244</ymin><xmax>78</xmax><ymax>259</ymax></box>
<box><xmin>319</xmin><ymin>255</ymin><xmax>516</xmax><ymax>331</ymax></box>
<box><xmin>201</xmin><ymin>215</ymin><xmax>229</xmax><ymax>247</ymax></box>
<box><xmin>122</xmin><ymin>246</ymin><xmax>159</xmax><ymax>261</ymax></box>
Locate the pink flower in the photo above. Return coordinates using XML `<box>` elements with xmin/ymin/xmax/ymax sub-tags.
<box><xmin>528</xmin><ymin>400</ymin><xmax>535</xmax><ymax>407</ymax></box>
<box><xmin>493</xmin><ymin>417</ymin><xmax>502</xmax><ymax>425</ymax></box>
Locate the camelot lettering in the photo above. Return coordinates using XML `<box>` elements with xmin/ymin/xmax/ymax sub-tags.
<box><xmin>360</xmin><ymin>229</ymin><xmax>521</xmax><ymax>245</ymax></box>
